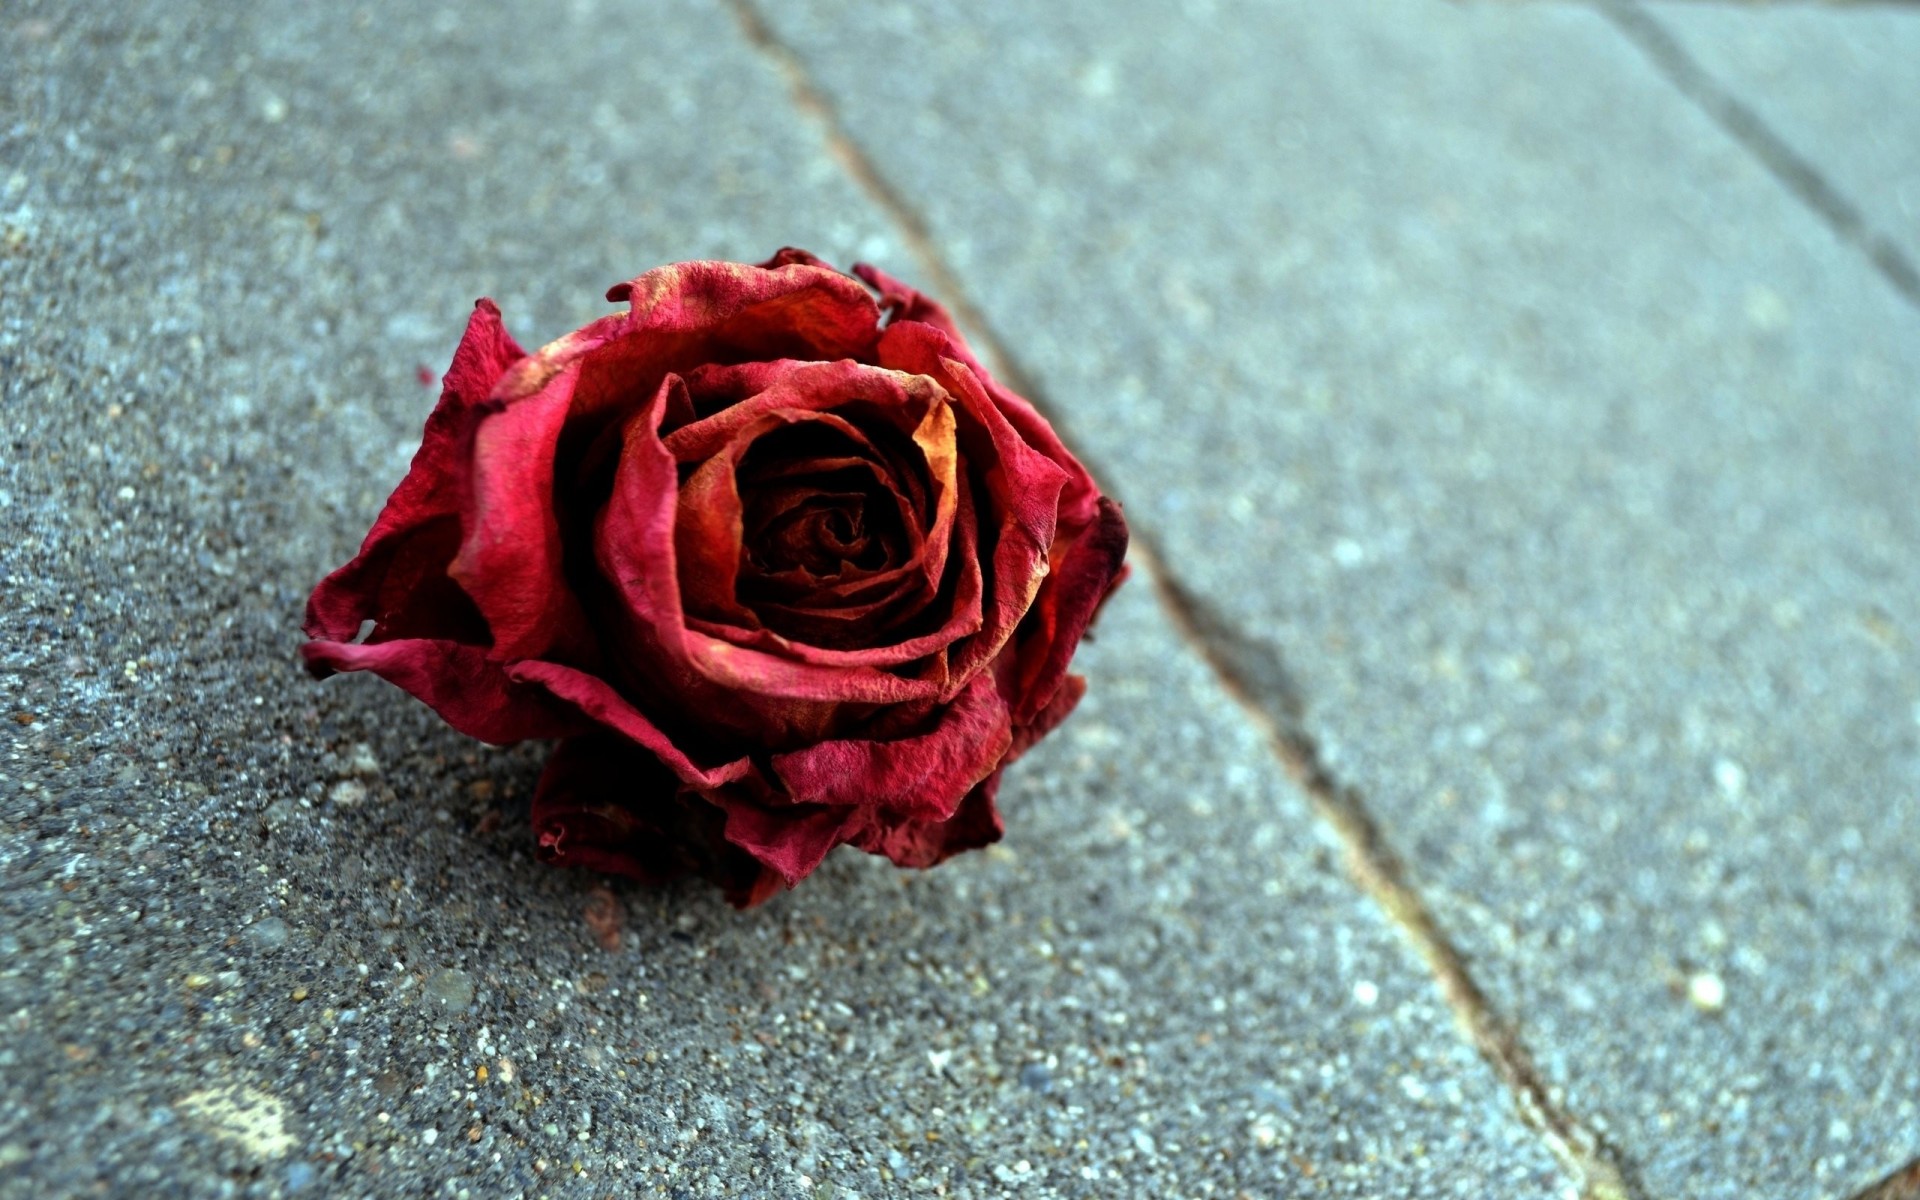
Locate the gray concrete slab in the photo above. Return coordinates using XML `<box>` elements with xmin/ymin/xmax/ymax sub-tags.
<box><xmin>756</xmin><ymin>1</ymin><xmax>1920</xmax><ymax>1196</ymax></box>
<box><xmin>0</xmin><ymin>1</ymin><xmax>1565</xmax><ymax>1196</ymax></box>
<box><xmin>1648</xmin><ymin>0</ymin><xmax>1920</xmax><ymax>278</ymax></box>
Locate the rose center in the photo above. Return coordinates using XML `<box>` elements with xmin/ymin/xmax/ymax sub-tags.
<box><xmin>732</xmin><ymin>422</ymin><xmax>916</xmax><ymax>590</ymax></box>
<box><xmin>748</xmin><ymin>491</ymin><xmax>887</xmax><ymax>577</ymax></box>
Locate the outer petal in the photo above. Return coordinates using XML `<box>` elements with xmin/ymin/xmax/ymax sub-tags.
<box><xmin>450</xmin><ymin>313</ymin><xmax>630</xmax><ymax>663</ymax></box>
<box><xmin>506</xmin><ymin>658</ymin><xmax>761</xmax><ymax>794</ymax></box>
<box><xmin>1006</xmin><ymin>496</ymin><xmax>1131</xmax><ymax>726</ymax></box>
<box><xmin>531</xmin><ymin>735</ymin><xmax>785</xmax><ymax>907</ymax></box>
<box><xmin>852</xmin><ymin>768</ymin><xmax>1007</xmax><ymax>869</ymax></box>
<box><xmin>300</xmin><ymin>637</ymin><xmax>585</xmax><ymax>745</ymax></box>
<box><xmin>1006</xmin><ymin>673</ymin><xmax>1087</xmax><ymax>762</ymax></box>
<box><xmin>770</xmin><ymin>672</ymin><xmax>1012</xmax><ymax>820</ymax></box>
<box><xmin>605</xmin><ymin>258</ymin><xmax>883</xmax><ymax>366</ymax></box>
<box><xmin>305</xmin><ymin>299</ymin><xmax>524</xmax><ymax>643</ymax></box>
<box><xmin>876</xmin><ymin>322</ymin><xmax>1070</xmax><ymax>691</ymax></box>
<box><xmin>708</xmin><ymin>797</ymin><xmax>862</xmax><ymax>888</ymax></box>
<box><xmin>856</xmin><ymin>261</ymin><xmax>1101</xmax><ymax>532</ymax></box>
<box><xmin>532</xmin><ymin>735</ymin><xmax>700</xmax><ymax>884</ymax></box>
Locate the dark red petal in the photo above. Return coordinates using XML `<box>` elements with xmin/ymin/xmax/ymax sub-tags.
<box><xmin>300</xmin><ymin>638</ymin><xmax>585</xmax><ymax>745</ymax></box>
<box><xmin>1006</xmin><ymin>673</ymin><xmax>1087</xmax><ymax>762</ymax></box>
<box><xmin>757</xmin><ymin>247</ymin><xmax>834</xmax><ymax>271</ymax></box>
<box><xmin>853</xmin><ymin>262</ymin><xmax>976</xmax><ymax>363</ymax></box>
<box><xmin>1007</xmin><ymin>496</ymin><xmax>1131</xmax><ymax>726</ymax></box>
<box><xmin>856</xmin><ymin>261</ymin><xmax>1102</xmax><ymax>533</ymax></box>
<box><xmin>531</xmin><ymin>737</ymin><xmax>784</xmax><ymax>908</ymax></box>
<box><xmin>604</xmin><ymin>258</ymin><xmax>883</xmax><ymax>366</ymax></box>
<box><xmin>673</xmin><ymin>451</ymin><xmax>755</xmax><ymax>627</ymax></box>
<box><xmin>449</xmin><ymin>313</ymin><xmax>631</xmax><ymax>663</ymax></box>
<box><xmin>876</xmin><ymin>322</ymin><xmax>1070</xmax><ymax>687</ymax></box>
<box><xmin>594</xmin><ymin>385</ymin><xmax>945</xmax><ymax>726</ymax></box>
<box><xmin>707</xmin><ymin>796</ymin><xmax>861</xmax><ymax>888</ymax></box>
<box><xmin>852</xmin><ymin>767</ymin><xmax>1007</xmax><ymax>869</ymax></box>
<box><xmin>507</xmin><ymin>658</ymin><xmax>760</xmax><ymax>793</ymax></box>
<box><xmin>677</xmin><ymin>359</ymin><xmax>807</xmax><ymax>427</ymax></box>
<box><xmin>662</xmin><ymin>359</ymin><xmax>944</xmax><ymax>465</ymax></box>
<box><xmin>688</xmin><ymin>480</ymin><xmax>983</xmax><ymax>674</ymax></box>
<box><xmin>304</xmin><ymin>299</ymin><xmax>523</xmax><ymax>643</ymax></box>
<box><xmin>531</xmin><ymin>736</ymin><xmax>699</xmax><ymax>885</ymax></box>
<box><xmin>770</xmin><ymin>671</ymin><xmax>1012</xmax><ymax>819</ymax></box>
<box><xmin>718</xmin><ymin>861</ymin><xmax>788</xmax><ymax>909</ymax></box>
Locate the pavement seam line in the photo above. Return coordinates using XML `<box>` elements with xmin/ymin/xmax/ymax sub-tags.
<box><xmin>1845</xmin><ymin>1156</ymin><xmax>1920</xmax><ymax>1200</ymax></box>
<box><xmin>719</xmin><ymin>0</ymin><xmax>953</xmax><ymax>296</ymax></box>
<box><xmin>1141</xmin><ymin>564</ymin><xmax>1644</xmax><ymax>1200</ymax></box>
<box><xmin>721</xmin><ymin>1</ymin><xmax>1647</xmax><ymax>1194</ymax></box>
<box><xmin>1597</xmin><ymin>0</ymin><xmax>1920</xmax><ymax>308</ymax></box>
<box><xmin>1494</xmin><ymin>1</ymin><xmax>1920</xmax><ymax>10</ymax></box>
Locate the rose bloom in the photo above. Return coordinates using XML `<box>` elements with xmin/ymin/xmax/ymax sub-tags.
<box><xmin>303</xmin><ymin>250</ymin><xmax>1128</xmax><ymax>906</ymax></box>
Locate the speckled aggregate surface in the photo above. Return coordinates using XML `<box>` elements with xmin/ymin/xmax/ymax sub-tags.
<box><xmin>1653</xmin><ymin>0</ymin><xmax>1920</xmax><ymax>272</ymax></box>
<box><xmin>0</xmin><ymin>1</ymin><xmax>1588</xmax><ymax>1197</ymax></box>
<box><xmin>756</xmin><ymin>1</ymin><xmax>1920</xmax><ymax>1197</ymax></box>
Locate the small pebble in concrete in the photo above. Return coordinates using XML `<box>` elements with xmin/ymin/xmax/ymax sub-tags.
<box><xmin>424</xmin><ymin>968</ymin><xmax>474</xmax><ymax>1015</ymax></box>
<box><xmin>246</xmin><ymin>917</ymin><xmax>291</xmax><ymax>951</ymax></box>
<box><xmin>1688</xmin><ymin>972</ymin><xmax>1728</xmax><ymax>1013</ymax></box>
<box><xmin>1018</xmin><ymin>1062</ymin><xmax>1053</xmax><ymax>1093</ymax></box>
<box><xmin>1712</xmin><ymin>759</ymin><xmax>1746</xmax><ymax>799</ymax></box>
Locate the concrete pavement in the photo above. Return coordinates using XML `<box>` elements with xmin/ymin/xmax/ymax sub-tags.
<box><xmin>4</xmin><ymin>1</ymin><xmax>1916</xmax><ymax>1197</ymax></box>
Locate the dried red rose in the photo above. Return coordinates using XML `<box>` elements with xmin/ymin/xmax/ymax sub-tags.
<box><xmin>303</xmin><ymin>250</ymin><xmax>1128</xmax><ymax>906</ymax></box>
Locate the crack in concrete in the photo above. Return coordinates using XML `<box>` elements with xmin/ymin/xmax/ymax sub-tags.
<box><xmin>1599</xmin><ymin>0</ymin><xmax>1920</xmax><ymax>308</ymax></box>
<box><xmin>1143</xmin><ymin>565</ymin><xmax>1645</xmax><ymax>1200</ymax></box>
<box><xmin>1481</xmin><ymin>1</ymin><xmax>1920</xmax><ymax>11</ymax></box>
<box><xmin>721</xmin><ymin>0</ymin><xmax>1649</xmax><ymax>1193</ymax></box>
<box><xmin>1847</xmin><ymin>1156</ymin><xmax>1920</xmax><ymax>1200</ymax></box>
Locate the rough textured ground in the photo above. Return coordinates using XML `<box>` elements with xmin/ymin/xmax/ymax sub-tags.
<box><xmin>4</xmin><ymin>1</ymin><xmax>1916</xmax><ymax>1198</ymax></box>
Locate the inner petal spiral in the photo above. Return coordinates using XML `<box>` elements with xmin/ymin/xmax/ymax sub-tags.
<box><xmin>730</xmin><ymin>416</ymin><xmax>937</xmax><ymax>646</ymax></box>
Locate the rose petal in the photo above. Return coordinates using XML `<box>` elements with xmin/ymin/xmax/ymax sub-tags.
<box><xmin>663</xmin><ymin>360</ymin><xmax>943</xmax><ymax>464</ymax></box>
<box><xmin>605</xmin><ymin>258</ymin><xmax>882</xmax><ymax>366</ymax></box>
<box><xmin>450</xmin><ymin>313</ymin><xmax>632</xmax><ymax>663</ymax></box>
<box><xmin>335</xmin><ymin>517</ymin><xmax>488</xmax><ymax>645</ymax></box>
<box><xmin>673</xmin><ymin>450</ymin><xmax>755</xmax><ymax>627</ymax></box>
<box><xmin>679</xmin><ymin>358</ymin><xmax>806</xmax><ymax>427</ymax></box>
<box><xmin>707</xmin><ymin>796</ymin><xmax>861</xmax><ymax>887</ymax></box>
<box><xmin>531</xmin><ymin>735</ymin><xmax>700</xmax><ymax>885</ymax></box>
<box><xmin>692</xmin><ymin>475</ymin><xmax>984</xmax><ymax>673</ymax></box>
<box><xmin>452</xmin><ymin>261</ymin><xmax>890</xmax><ymax>664</ymax></box>
<box><xmin>594</xmin><ymin>384</ymin><xmax>946</xmax><ymax>735</ymax></box>
<box><xmin>851</xmin><ymin>767</ymin><xmax>1007</xmax><ymax>869</ymax></box>
<box><xmin>532</xmin><ymin>735</ymin><xmax>784</xmax><ymax>907</ymax></box>
<box><xmin>507</xmin><ymin>658</ymin><xmax>760</xmax><ymax>793</ymax></box>
<box><xmin>908</xmin><ymin>394</ymin><xmax>960</xmax><ymax>591</ymax></box>
<box><xmin>875</xmin><ymin>323</ymin><xmax>1070</xmax><ymax>689</ymax></box>
<box><xmin>305</xmin><ymin>299</ymin><xmax>523</xmax><ymax>643</ymax></box>
<box><xmin>685</xmin><ymin>410</ymin><xmax>919</xmax><ymax>614</ymax></box>
<box><xmin>771</xmin><ymin>671</ymin><xmax>1011</xmax><ymax>819</ymax></box>
<box><xmin>856</xmin><ymin>261</ymin><xmax>1101</xmax><ymax>533</ymax></box>
<box><xmin>1006</xmin><ymin>496</ymin><xmax>1131</xmax><ymax>726</ymax></box>
<box><xmin>1006</xmin><ymin>672</ymin><xmax>1087</xmax><ymax>762</ymax></box>
<box><xmin>300</xmin><ymin>637</ymin><xmax>584</xmax><ymax>745</ymax></box>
